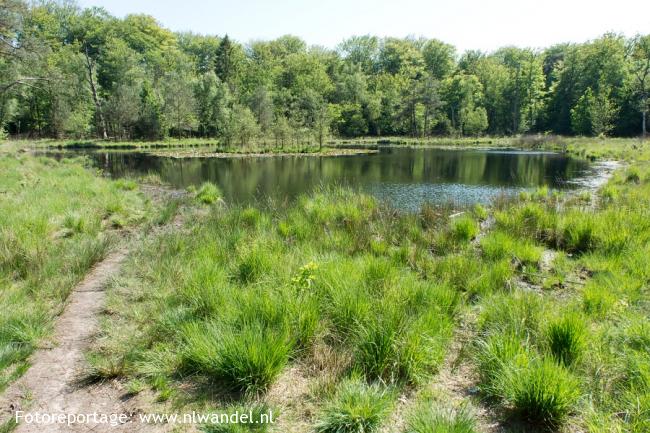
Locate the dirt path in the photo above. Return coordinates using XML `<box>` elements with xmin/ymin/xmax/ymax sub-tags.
<box><xmin>0</xmin><ymin>183</ymin><xmax>189</xmax><ymax>433</ymax></box>
<box><xmin>0</xmin><ymin>248</ymin><xmax>173</xmax><ymax>432</ymax></box>
<box><xmin>0</xmin><ymin>185</ymin><xmax>192</xmax><ymax>433</ymax></box>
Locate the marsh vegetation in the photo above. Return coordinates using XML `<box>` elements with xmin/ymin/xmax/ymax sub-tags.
<box><xmin>0</xmin><ymin>136</ymin><xmax>649</xmax><ymax>433</ymax></box>
<box><xmin>69</xmin><ymin>140</ymin><xmax>650</xmax><ymax>432</ymax></box>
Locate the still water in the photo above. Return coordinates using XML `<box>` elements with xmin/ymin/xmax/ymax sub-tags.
<box><xmin>78</xmin><ymin>147</ymin><xmax>593</xmax><ymax>210</ymax></box>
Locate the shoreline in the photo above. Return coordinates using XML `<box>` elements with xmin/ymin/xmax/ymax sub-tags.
<box><xmin>146</xmin><ymin>147</ymin><xmax>380</xmax><ymax>158</ymax></box>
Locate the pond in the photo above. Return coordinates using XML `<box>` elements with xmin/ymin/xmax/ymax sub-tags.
<box><xmin>65</xmin><ymin>147</ymin><xmax>594</xmax><ymax>210</ymax></box>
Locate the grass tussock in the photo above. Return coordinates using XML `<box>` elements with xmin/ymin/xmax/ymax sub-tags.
<box><xmin>405</xmin><ymin>404</ymin><xmax>477</xmax><ymax>433</ymax></box>
<box><xmin>181</xmin><ymin>322</ymin><xmax>291</xmax><ymax>394</ymax></box>
<box><xmin>195</xmin><ymin>182</ymin><xmax>222</xmax><ymax>204</ymax></box>
<box><xmin>507</xmin><ymin>358</ymin><xmax>581</xmax><ymax>425</ymax></box>
<box><xmin>315</xmin><ymin>380</ymin><xmax>393</xmax><ymax>433</ymax></box>
<box><xmin>546</xmin><ymin>313</ymin><xmax>587</xmax><ymax>367</ymax></box>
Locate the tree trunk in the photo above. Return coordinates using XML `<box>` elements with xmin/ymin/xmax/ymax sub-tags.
<box><xmin>643</xmin><ymin>108</ymin><xmax>647</xmax><ymax>139</ymax></box>
<box><xmin>84</xmin><ymin>46</ymin><xmax>107</xmax><ymax>139</ymax></box>
<box><xmin>424</xmin><ymin>110</ymin><xmax>429</xmax><ymax>138</ymax></box>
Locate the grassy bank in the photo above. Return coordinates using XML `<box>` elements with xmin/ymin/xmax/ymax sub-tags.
<box><xmin>5</xmin><ymin>138</ymin><xmax>371</xmax><ymax>154</ymax></box>
<box><xmin>7</xmin><ymin>136</ymin><xmax>649</xmax><ymax>159</ymax></box>
<box><xmin>0</xmin><ymin>154</ymin><xmax>152</xmax><ymax>391</ymax></box>
<box><xmin>85</xmin><ymin>137</ymin><xmax>650</xmax><ymax>432</ymax></box>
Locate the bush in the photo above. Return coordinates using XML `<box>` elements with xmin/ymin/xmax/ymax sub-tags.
<box><xmin>405</xmin><ymin>404</ymin><xmax>477</xmax><ymax>433</ymax></box>
<box><xmin>315</xmin><ymin>380</ymin><xmax>392</xmax><ymax>433</ymax></box>
<box><xmin>507</xmin><ymin>358</ymin><xmax>580</xmax><ymax>426</ymax></box>
<box><xmin>196</xmin><ymin>182</ymin><xmax>222</xmax><ymax>204</ymax></box>
<box><xmin>546</xmin><ymin>313</ymin><xmax>586</xmax><ymax>366</ymax></box>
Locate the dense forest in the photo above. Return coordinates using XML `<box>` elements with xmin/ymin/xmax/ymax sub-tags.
<box><xmin>1</xmin><ymin>0</ymin><xmax>649</xmax><ymax>143</ymax></box>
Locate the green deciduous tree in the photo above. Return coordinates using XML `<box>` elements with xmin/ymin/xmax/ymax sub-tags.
<box><xmin>137</xmin><ymin>80</ymin><xmax>164</xmax><ymax>139</ymax></box>
<box><xmin>161</xmin><ymin>70</ymin><xmax>198</xmax><ymax>137</ymax></box>
<box><xmin>2</xmin><ymin>2</ymin><xmax>649</xmax><ymax>141</ymax></box>
<box><xmin>571</xmin><ymin>86</ymin><xmax>618</xmax><ymax>136</ymax></box>
<box><xmin>223</xmin><ymin>104</ymin><xmax>259</xmax><ymax>146</ymax></box>
<box><xmin>422</xmin><ymin>39</ymin><xmax>456</xmax><ymax>80</ymax></box>
<box><xmin>195</xmin><ymin>71</ymin><xmax>231</xmax><ymax>137</ymax></box>
<box><xmin>629</xmin><ymin>35</ymin><xmax>650</xmax><ymax>137</ymax></box>
<box><xmin>443</xmin><ymin>73</ymin><xmax>487</xmax><ymax>136</ymax></box>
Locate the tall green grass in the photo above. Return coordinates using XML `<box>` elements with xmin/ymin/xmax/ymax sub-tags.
<box><xmin>508</xmin><ymin>358</ymin><xmax>580</xmax><ymax>425</ymax></box>
<box><xmin>87</xmin><ymin>153</ymin><xmax>650</xmax><ymax>432</ymax></box>
<box><xmin>90</xmin><ymin>188</ymin><xmax>459</xmax><ymax>414</ymax></box>
<box><xmin>182</xmin><ymin>322</ymin><xmax>291</xmax><ymax>394</ymax></box>
<box><xmin>195</xmin><ymin>182</ymin><xmax>222</xmax><ymax>204</ymax></box>
<box><xmin>315</xmin><ymin>380</ymin><xmax>392</xmax><ymax>433</ymax></box>
<box><xmin>546</xmin><ymin>313</ymin><xmax>587</xmax><ymax>367</ymax></box>
<box><xmin>405</xmin><ymin>404</ymin><xmax>477</xmax><ymax>433</ymax></box>
<box><xmin>0</xmin><ymin>154</ymin><xmax>147</xmax><ymax>389</ymax></box>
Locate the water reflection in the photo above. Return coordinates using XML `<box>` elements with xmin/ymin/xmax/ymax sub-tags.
<box><xmin>80</xmin><ymin>147</ymin><xmax>591</xmax><ymax>210</ymax></box>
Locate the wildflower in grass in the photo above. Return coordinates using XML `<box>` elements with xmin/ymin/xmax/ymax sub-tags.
<box><xmin>291</xmin><ymin>261</ymin><xmax>319</xmax><ymax>291</ymax></box>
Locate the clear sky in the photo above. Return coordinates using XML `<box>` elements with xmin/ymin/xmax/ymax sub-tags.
<box><xmin>76</xmin><ymin>0</ymin><xmax>649</xmax><ymax>52</ymax></box>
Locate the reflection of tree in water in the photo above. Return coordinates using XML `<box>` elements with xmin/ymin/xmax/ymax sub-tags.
<box><xmin>87</xmin><ymin>148</ymin><xmax>590</xmax><ymax>206</ymax></box>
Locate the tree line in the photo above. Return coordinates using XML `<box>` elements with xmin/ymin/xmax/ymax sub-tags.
<box><xmin>1</xmin><ymin>0</ymin><xmax>649</xmax><ymax>143</ymax></box>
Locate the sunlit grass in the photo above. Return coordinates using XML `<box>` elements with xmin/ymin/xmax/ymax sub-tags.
<box><xmin>0</xmin><ymin>154</ymin><xmax>148</xmax><ymax>389</ymax></box>
<box><xmin>83</xmin><ymin>144</ymin><xmax>650</xmax><ymax>432</ymax></box>
<box><xmin>315</xmin><ymin>380</ymin><xmax>393</xmax><ymax>433</ymax></box>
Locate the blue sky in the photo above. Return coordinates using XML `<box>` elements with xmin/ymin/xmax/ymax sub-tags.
<box><xmin>77</xmin><ymin>0</ymin><xmax>649</xmax><ymax>52</ymax></box>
